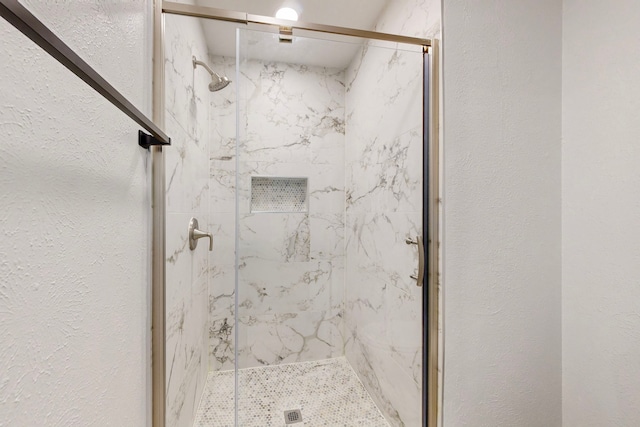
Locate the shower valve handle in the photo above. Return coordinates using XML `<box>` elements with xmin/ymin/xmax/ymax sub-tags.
<box><xmin>188</xmin><ymin>217</ymin><xmax>213</xmax><ymax>251</ymax></box>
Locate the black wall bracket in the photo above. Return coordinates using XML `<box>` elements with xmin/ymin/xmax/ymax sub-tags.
<box><xmin>139</xmin><ymin>130</ymin><xmax>171</xmax><ymax>150</ymax></box>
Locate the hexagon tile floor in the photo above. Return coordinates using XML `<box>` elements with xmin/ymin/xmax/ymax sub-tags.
<box><xmin>193</xmin><ymin>357</ymin><xmax>390</xmax><ymax>427</ymax></box>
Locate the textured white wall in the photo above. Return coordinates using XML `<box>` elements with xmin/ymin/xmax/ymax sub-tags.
<box><xmin>562</xmin><ymin>1</ymin><xmax>640</xmax><ymax>425</ymax></box>
<box><xmin>442</xmin><ymin>1</ymin><xmax>562</xmax><ymax>425</ymax></box>
<box><xmin>21</xmin><ymin>0</ymin><xmax>151</xmax><ymax>112</ymax></box>
<box><xmin>0</xmin><ymin>1</ymin><xmax>152</xmax><ymax>426</ymax></box>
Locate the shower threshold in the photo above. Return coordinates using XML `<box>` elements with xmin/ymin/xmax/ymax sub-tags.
<box><xmin>193</xmin><ymin>357</ymin><xmax>389</xmax><ymax>426</ymax></box>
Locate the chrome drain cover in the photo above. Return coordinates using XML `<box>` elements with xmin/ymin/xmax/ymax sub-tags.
<box><xmin>284</xmin><ymin>409</ymin><xmax>303</xmax><ymax>424</ymax></box>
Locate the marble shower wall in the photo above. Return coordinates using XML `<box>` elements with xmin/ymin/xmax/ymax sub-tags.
<box><xmin>206</xmin><ymin>54</ymin><xmax>347</xmax><ymax>370</ymax></box>
<box><xmin>343</xmin><ymin>1</ymin><xmax>436</xmax><ymax>424</ymax></box>
<box><xmin>207</xmin><ymin>55</ymin><xmax>236</xmax><ymax>372</ymax></box>
<box><xmin>164</xmin><ymin>13</ymin><xmax>211</xmax><ymax>427</ymax></box>
<box><xmin>363</xmin><ymin>3</ymin><xmax>442</xmax><ymax>426</ymax></box>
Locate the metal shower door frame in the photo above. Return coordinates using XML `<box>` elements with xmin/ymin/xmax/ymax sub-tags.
<box><xmin>151</xmin><ymin>2</ymin><xmax>440</xmax><ymax>426</ymax></box>
<box><xmin>424</xmin><ymin>40</ymin><xmax>440</xmax><ymax>427</ymax></box>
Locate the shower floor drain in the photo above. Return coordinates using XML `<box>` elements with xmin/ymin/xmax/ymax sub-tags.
<box><xmin>284</xmin><ymin>409</ymin><xmax>303</xmax><ymax>424</ymax></box>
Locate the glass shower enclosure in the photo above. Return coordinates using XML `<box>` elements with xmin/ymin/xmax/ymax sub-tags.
<box><xmin>162</xmin><ymin>8</ymin><xmax>436</xmax><ymax>427</ymax></box>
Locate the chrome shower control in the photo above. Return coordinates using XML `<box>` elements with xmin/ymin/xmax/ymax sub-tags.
<box><xmin>188</xmin><ymin>217</ymin><xmax>213</xmax><ymax>251</ymax></box>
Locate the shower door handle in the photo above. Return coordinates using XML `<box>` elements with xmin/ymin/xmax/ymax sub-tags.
<box><xmin>188</xmin><ymin>217</ymin><xmax>213</xmax><ymax>251</ymax></box>
<box><xmin>406</xmin><ymin>236</ymin><xmax>424</xmax><ymax>287</ymax></box>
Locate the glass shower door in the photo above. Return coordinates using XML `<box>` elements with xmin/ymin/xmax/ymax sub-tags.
<box><xmin>235</xmin><ymin>27</ymin><xmax>426</xmax><ymax>427</ymax></box>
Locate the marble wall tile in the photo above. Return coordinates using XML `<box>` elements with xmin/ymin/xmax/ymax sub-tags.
<box><xmin>346</xmin><ymin>128</ymin><xmax>423</xmax><ymax>213</ymax></box>
<box><xmin>207</xmin><ymin>263</ymin><xmax>234</xmax><ymax>318</ymax></box>
<box><xmin>206</xmin><ymin>212</ymin><xmax>235</xmax><ymax>313</ymax></box>
<box><xmin>374</xmin><ymin>0</ymin><xmax>441</xmax><ymax>40</ymax></box>
<box><xmin>207</xmin><ymin>212</ymin><xmax>235</xmax><ymax>265</ymax></box>
<box><xmin>208</xmin><ymin>55</ymin><xmax>236</xmax><ymax>216</ymax></box>
<box><xmin>165</xmin><ymin>275</ymin><xmax>209</xmax><ymax>427</ymax></box>
<box><xmin>164</xmin><ymin>19</ymin><xmax>211</xmax><ymax>215</ymax></box>
<box><xmin>164</xmin><ymin>12</ymin><xmax>211</xmax><ymax>427</ymax></box>
<box><xmin>238</xmin><ymin>259</ymin><xmax>333</xmax><ymax>314</ymax></box>
<box><xmin>237</xmin><ymin>310</ymin><xmax>344</xmax><ymax>368</ymax></box>
<box><xmin>208</xmin><ymin>159</ymin><xmax>235</xmax><ymax>214</ymax></box>
<box><xmin>344</xmin><ymin>212</ymin><xmax>422</xmax><ymax>327</ymax></box>
<box><xmin>239</xmin><ymin>213</ymin><xmax>310</xmax><ymax>263</ymax></box>
<box><xmin>234</xmin><ymin>202</ymin><xmax>345</xmax><ymax>367</ymax></box>
<box><xmin>344</xmin><ymin>211</ymin><xmax>423</xmax><ymax>427</ymax></box>
<box><xmin>310</xmin><ymin>213</ymin><xmax>345</xmax><ymax>262</ymax></box>
<box><xmin>345</xmin><ymin>323</ymin><xmax>422</xmax><ymax>427</ymax></box>
<box><xmin>330</xmin><ymin>258</ymin><xmax>347</xmax><ymax>313</ymax></box>
<box><xmin>166</xmin><ymin>213</ymin><xmax>210</xmax><ymax>313</ymax></box>
<box><xmin>344</xmin><ymin>18</ymin><xmax>426</xmax><ymax>425</ymax></box>
<box><xmin>241</xmin><ymin>62</ymin><xmax>345</xmax><ymax>165</ymax></box>
<box><xmin>345</xmin><ymin>49</ymin><xmax>422</xmax><ymax>149</ymax></box>
<box><xmin>207</xmin><ymin>56</ymin><xmax>347</xmax><ymax>371</ymax></box>
<box><xmin>209</xmin><ymin>316</ymin><xmax>235</xmax><ymax>372</ymax></box>
<box><xmin>164</xmin><ymin>113</ymin><xmax>210</xmax><ymax>214</ymax></box>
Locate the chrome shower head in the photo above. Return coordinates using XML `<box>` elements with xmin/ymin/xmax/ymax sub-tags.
<box><xmin>192</xmin><ymin>56</ymin><xmax>231</xmax><ymax>92</ymax></box>
<box><xmin>208</xmin><ymin>76</ymin><xmax>231</xmax><ymax>92</ymax></box>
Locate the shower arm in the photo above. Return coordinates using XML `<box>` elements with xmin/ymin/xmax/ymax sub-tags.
<box><xmin>192</xmin><ymin>57</ymin><xmax>223</xmax><ymax>80</ymax></box>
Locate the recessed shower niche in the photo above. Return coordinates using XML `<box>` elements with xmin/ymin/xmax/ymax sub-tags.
<box><xmin>250</xmin><ymin>176</ymin><xmax>308</xmax><ymax>213</ymax></box>
<box><xmin>163</xmin><ymin>9</ymin><xmax>435</xmax><ymax>427</ymax></box>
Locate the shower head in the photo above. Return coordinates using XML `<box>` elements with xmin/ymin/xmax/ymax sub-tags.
<box><xmin>192</xmin><ymin>56</ymin><xmax>231</xmax><ymax>92</ymax></box>
<box><xmin>209</xmin><ymin>76</ymin><xmax>231</xmax><ymax>92</ymax></box>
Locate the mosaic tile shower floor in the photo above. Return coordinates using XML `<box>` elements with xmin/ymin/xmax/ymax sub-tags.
<box><xmin>193</xmin><ymin>357</ymin><xmax>390</xmax><ymax>427</ymax></box>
